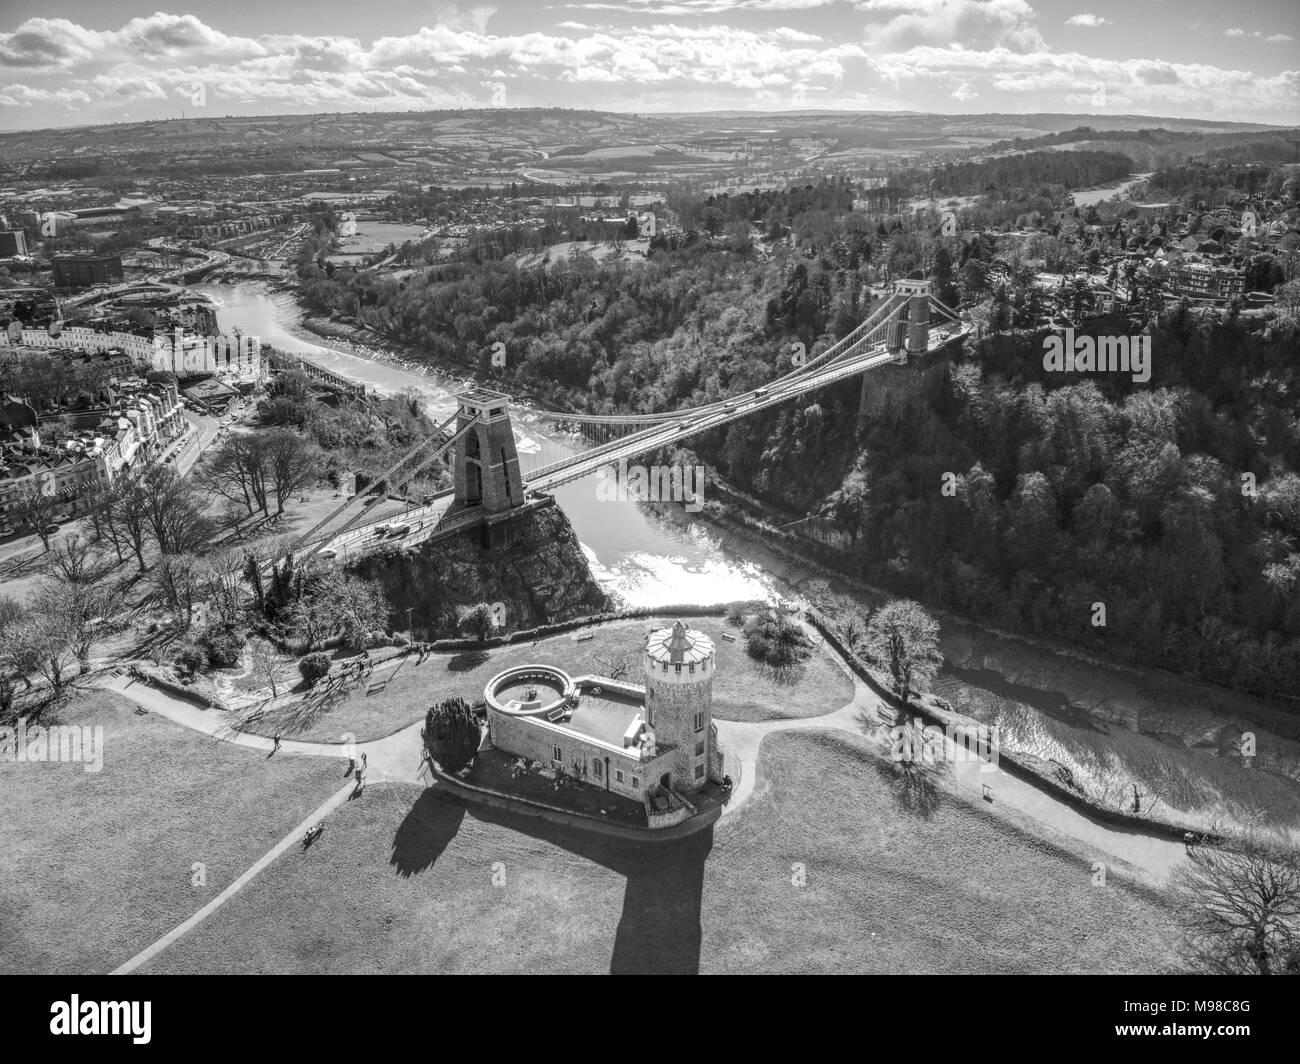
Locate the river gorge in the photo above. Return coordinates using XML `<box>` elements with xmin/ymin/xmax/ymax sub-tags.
<box><xmin>195</xmin><ymin>279</ymin><xmax>1300</xmax><ymax>840</ymax></box>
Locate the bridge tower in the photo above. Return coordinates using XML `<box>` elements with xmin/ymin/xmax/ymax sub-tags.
<box><xmin>895</xmin><ymin>276</ymin><xmax>932</xmax><ymax>359</ymax></box>
<box><xmin>452</xmin><ymin>386</ymin><xmax>525</xmax><ymax>519</ymax></box>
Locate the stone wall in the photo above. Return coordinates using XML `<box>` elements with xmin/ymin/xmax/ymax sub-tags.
<box><xmin>645</xmin><ymin>664</ymin><xmax>713</xmax><ymax>792</ymax></box>
<box><xmin>487</xmin><ymin>707</ymin><xmax>674</xmax><ymax>803</ymax></box>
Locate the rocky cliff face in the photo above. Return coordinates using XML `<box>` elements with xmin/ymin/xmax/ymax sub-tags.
<box><xmin>349</xmin><ymin>504</ymin><xmax>615</xmax><ymax>637</ymax></box>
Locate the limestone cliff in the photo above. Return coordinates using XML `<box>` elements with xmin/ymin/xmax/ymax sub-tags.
<box><xmin>348</xmin><ymin>504</ymin><xmax>616</xmax><ymax>637</ymax></box>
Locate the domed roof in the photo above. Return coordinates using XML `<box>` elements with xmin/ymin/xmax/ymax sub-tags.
<box><xmin>645</xmin><ymin>620</ymin><xmax>714</xmax><ymax>666</ymax></box>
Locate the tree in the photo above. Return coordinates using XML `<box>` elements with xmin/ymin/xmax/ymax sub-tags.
<box><xmin>13</xmin><ymin>485</ymin><xmax>59</xmax><ymax>551</ymax></box>
<box><xmin>42</xmin><ymin>533</ymin><xmax>116</xmax><ymax>585</ymax></box>
<box><xmin>248</xmin><ymin>641</ymin><xmax>282</xmax><ymax>699</ymax></box>
<box><xmin>298</xmin><ymin>652</ymin><xmax>331</xmax><ymax>687</ymax></box>
<box><xmin>138</xmin><ymin>465</ymin><xmax>212</xmax><ymax>555</ymax></box>
<box><xmin>29</xmin><ymin>580</ymin><xmax>118</xmax><ymax>676</ymax></box>
<box><xmin>742</xmin><ymin>609</ymin><xmax>812</xmax><ymax>670</ymax></box>
<box><xmin>457</xmin><ymin>602</ymin><xmax>497</xmax><ymax>641</ymax></box>
<box><xmin>11</xmin><ymin>603</ymin><xmax>78</xmax><ymax>694</ymax></box>
<box><xmin>105</xmin><ymin>467</ymin><xmax>153</xmax><ymax>572</ymax></box>
<box><xmin>1174</xmin><ymin>834</ymin><xmax>1300</xmax><ymax>975</ymax></box>
<box><xmin>197</xmin><ymin>434</ymin><xmax>271</xmax><ymax>520</ymax></box>
<box><xmin>0</xmin><ymin>596</ymin><xmax>35</xmax><ymax>715</ymax></box>
<box><xmin>263</xmin><ymin>429</ymin><xmax>316</xmax><ymax>517</ymax></box>
<box><xmin>864</xmin><ymin>599</ymin><xmax>944</xmax><ymax>704</ymax></box>
<box><xmin>424</xmin><ymin>696</ymin><xmax>481</xmax><ymax>773</ymax></box>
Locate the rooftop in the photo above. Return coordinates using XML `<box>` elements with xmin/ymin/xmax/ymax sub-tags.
<box><xmin>565</xmin><ymin>682</ymin><xmax>646</xmax><ymax>747</ymax></box>
<box><xmin>456</xmin><ymin>384</ymin><xmax>512</xmax><ymax>407</ymax></box>
<box><xmin>645</xmin><ymin>620</ymin><xmax>715</xmax><ymax>666</ymax></box>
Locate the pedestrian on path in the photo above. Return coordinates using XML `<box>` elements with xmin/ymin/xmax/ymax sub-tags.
<box><xmin>360</xmin><ymin>752</ymin><xmax>367</xmax><ymax>772</ymax></box>
<box><xmin>269</xmin><ymin>734</ymin><xmax>281</xmax><ymax>758</ymax></box>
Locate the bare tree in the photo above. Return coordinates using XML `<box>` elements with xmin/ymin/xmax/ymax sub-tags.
<box><xmin>138</xmin><ymin>465</ymin><xmax>212</xmax><ymax>555</ymax></box>
<box><xmin>13</xmin><ymin>486</ymin><xmax>59</xmax><ymax>551</ymax></box>
<box><xmin>263</xmin><ymin>429</ymin><xmax>316</xmax><ymax>517</ymax></box>
<box><xmin>42</xmin><ymin>533</ymin><xmax>117</xmax><ymax>586</ymax></box>
<box><xmin>197</xmin><ymin>434</ymin><xmax>270</xmax><ymax>521</ymax></box>
<box><xmin>0</xmin><ymin>596</ymin><xmax>35</xmax><ymax>716</ymax></box>
<box><xmin>29</xmin><ymin>580</ymin><xmax>119</xmax><ymax>676</ymax></box>
<box><xmin>106</xmin><ymin>468</ymin><xmax>153</xmax><ymax>572</ymax></box>
<box><xmin>1174</xmin><ymin>833</ymin><xmax>1300</xmax><ymax>975</ymax></box>
<box><xmin>248</xmin><ymin>640</ymin><xmax>282</xmax><ymax>699</ymax></box>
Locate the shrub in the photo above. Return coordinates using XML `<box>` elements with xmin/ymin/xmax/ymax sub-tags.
<box><xmin>200</xmin><ymin>624</ymin><xmax>246</xmax><ymax>669</ymax></box>
<box><xmin>298</xmin><ymin>652</ymin><xmax>332</xmax><ymax>687</ymax></box>
<box><xmin>743</xmin><ymin>609</ymin><xmax>813</xmax><ymax>669</ymax></box>
<box><xmin>173</xmin><ymin>644</ymin><xmax>205</xmax><ymax>677</ymax></box>
<box><xmin>424</xmin><ymin>696</ymin><xmax>481</xmax><ymax>774</ymax></box>
<box><xmin>392</xmin><ymin>632</ymin><xmax>410</xmax><ymax>647</ymax></box>
<box><xmin>726</xmin><ymin>605</ymin><xmax>745</xmax><ymax>627</ymax></box>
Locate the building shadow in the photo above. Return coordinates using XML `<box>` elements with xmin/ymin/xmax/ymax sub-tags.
<box><xmin>458</xmin><ymin>797</ymin><xmax>714</xmax><ymax>974</ymax></box>
<box><xmin>390</xmin><ymin>789</ymin><xmax>467</xmax><ymax>878</ymax></box>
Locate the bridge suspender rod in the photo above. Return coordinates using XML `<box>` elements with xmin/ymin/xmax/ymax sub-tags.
<box><xmin>299</xmin><ymin>414</ymin><xmax>481</xmax><ymax>561</ymax></box>
<box><xmin>514</xmin><ymin>292</ymin><xmax>910</xmax><ymax>428</ymax></box>
<box><xmin>929</xmin><ymin>295</ymin><xmax>963</xmax><ymax>322</ymax></box>
<box><xmin>291</xmin><ymin>409</ymin><xmax>464</xmax><ymax>550</ymax></box>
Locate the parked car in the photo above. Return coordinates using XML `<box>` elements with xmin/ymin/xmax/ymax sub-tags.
<box><xmin>318</xmin><ymin>548</ymin><xmax>338</xmax><ymax>559</ymax></box>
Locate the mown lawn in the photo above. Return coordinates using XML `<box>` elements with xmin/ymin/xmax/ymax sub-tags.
<box><xmin>0</xmin><ymin>691</ymin><xmax>344</xmax><ymax>974</ymax></box>
<box><xmin>143</xmin><ymin>729</ymin><xmax>1180</xmax><ymax>974</ymax></box>
<box><xmin>242</xmin><ymin>615</ymin><xmax>855</xmax><ymax>743</ymax></box>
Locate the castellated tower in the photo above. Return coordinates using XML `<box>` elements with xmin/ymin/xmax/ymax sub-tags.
<box><xmin>644</xmin><ymin>620</ymin><xmax>715</xmax><ymax>793</ymax></box>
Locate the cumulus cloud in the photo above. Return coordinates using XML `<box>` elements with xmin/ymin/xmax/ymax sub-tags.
<box><xmin>857</xmin><ymin>0</ymin><xmax>1048</xmax><ymax>52</ymax></box>
<box><xmin>1065</xmin><ymin>14</ymin><xmax>1110</xmax><ymax>27</ymax></box>
<box><xmin>0</xmin><ymin>10</ymin><xmax>1294</xmax><ymax>126</ymax></box>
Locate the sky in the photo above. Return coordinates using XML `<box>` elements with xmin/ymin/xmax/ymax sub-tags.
<box><xmin>0</xmin><ymin>0</ymin><xmax>1297</xmax><ymax>130</ymax></box>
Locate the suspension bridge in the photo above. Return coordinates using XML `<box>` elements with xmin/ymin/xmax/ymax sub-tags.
<box><xmin>286</xmin><ymin>277</ymin><xmax>969</xmax><ymax>563</ymax></box>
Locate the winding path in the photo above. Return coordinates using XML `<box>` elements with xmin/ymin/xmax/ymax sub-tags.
<box><xmin>98</xmin><ymin>631</ymin><xmax>1189</xmax><ymax>973</ymax></box>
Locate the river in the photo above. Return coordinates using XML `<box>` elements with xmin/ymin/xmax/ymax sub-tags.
<box><xmin>194</xmin><ymin>280</ymin><xmax>1300</xmax><ymax>837</ymax></box>
<box><xmin>192</xmin><ymin>282</ymin><xmax>784</xmax><ymax>608</ymax></box>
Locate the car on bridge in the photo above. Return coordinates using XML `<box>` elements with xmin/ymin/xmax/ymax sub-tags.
<box><xmin>753</xmin><ymin>387</ymin><xmax>769</xmax><ymax>397</ymax></box>
<box><xmin>319</xmin><ymin>548</ymin><xmax>339</xmax><ymax>559</ymax></box>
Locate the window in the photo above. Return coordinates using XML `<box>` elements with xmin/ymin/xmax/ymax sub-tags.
<box><xmin>688</xmin><ymin>663</ymin><xmax>695</xmax><ymax>674</ymax></box>
<box><xmin>694</xmin><ymin>765</ymin><xmax>704</xmax><ymax>780</ymax></box>
<box><xmin>694</xmin><ymin>712</ymin><xmax>704</xmax><ymax>732</ymax></box>
<box><xmin>632</xmin><ymin>776</ymin><xmax>639</xmax><ymax>789</ymax></box>
<box><xmin>593</xmin><ymin>760</ymin><xmax>602</xmax><ymax>778</ymax></box>
<box><xmin>552</xmin><ymin>745</ymin><xmax>562</xmax><ymax>761</ymax></box>
<box><xmin>616</xmin><ymin>770</ymin><xmax>624</xmax><ymax>783</ymax></box>
<box><xmin>675</xmin><ymin>663</ymin><xmax>682</xmax><ymax>674</ymax></box>
<box><xmin>695</xmin><ymin>740</ymin><xmax>705</xmax><ymax>756</ymax></box>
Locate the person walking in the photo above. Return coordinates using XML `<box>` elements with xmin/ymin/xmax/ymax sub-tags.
<box><xmin>269</xmin><ymin>734</ymin><xmax>282</xmax><ymax>758</ymax></box>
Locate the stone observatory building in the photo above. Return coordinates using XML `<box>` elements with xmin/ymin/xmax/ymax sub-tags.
<box><xmin>643</xmin><ymin>620</ymin><xmax>716</xmax><ymax>792</ymax></box>
<box><xmin>483</xmin><ymin>620</ymin><xmax>724</xmax><ymax>825</ymax></box>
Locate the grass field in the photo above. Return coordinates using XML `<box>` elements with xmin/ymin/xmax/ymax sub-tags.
<box><xmin>0</xmin><ymin>691</ymin><xmax>344</xmax><ymax>974</ymax></box>
<box><xmin>141</xmin><ymin>728</ymin><xmax>1180</xmax><ymax>974</ymax></box>
<box><xmin>245</xmin><ymin>616</ymin><xmax>856</xmax><ymax>742</ymax></box>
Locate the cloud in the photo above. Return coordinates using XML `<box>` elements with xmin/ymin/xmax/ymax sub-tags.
<box><xmin>857</xmin><ymin>0</ymin><xmax>1048</xmax><ymax>53</ymax></box>
<box><xmin>1</xmin><ymin>11</ymin><xmax>1295</xmax><ymax>125</ymax></box>
<box><xmin>1065</xmin><ymin>14</ymin><xmax>1110</xmax><ymax>27</ymax></box>
<box><xmin>1266</xmin><ymin>33</ymin><xmax>1294</xmax><ymax>44</ymax></box>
